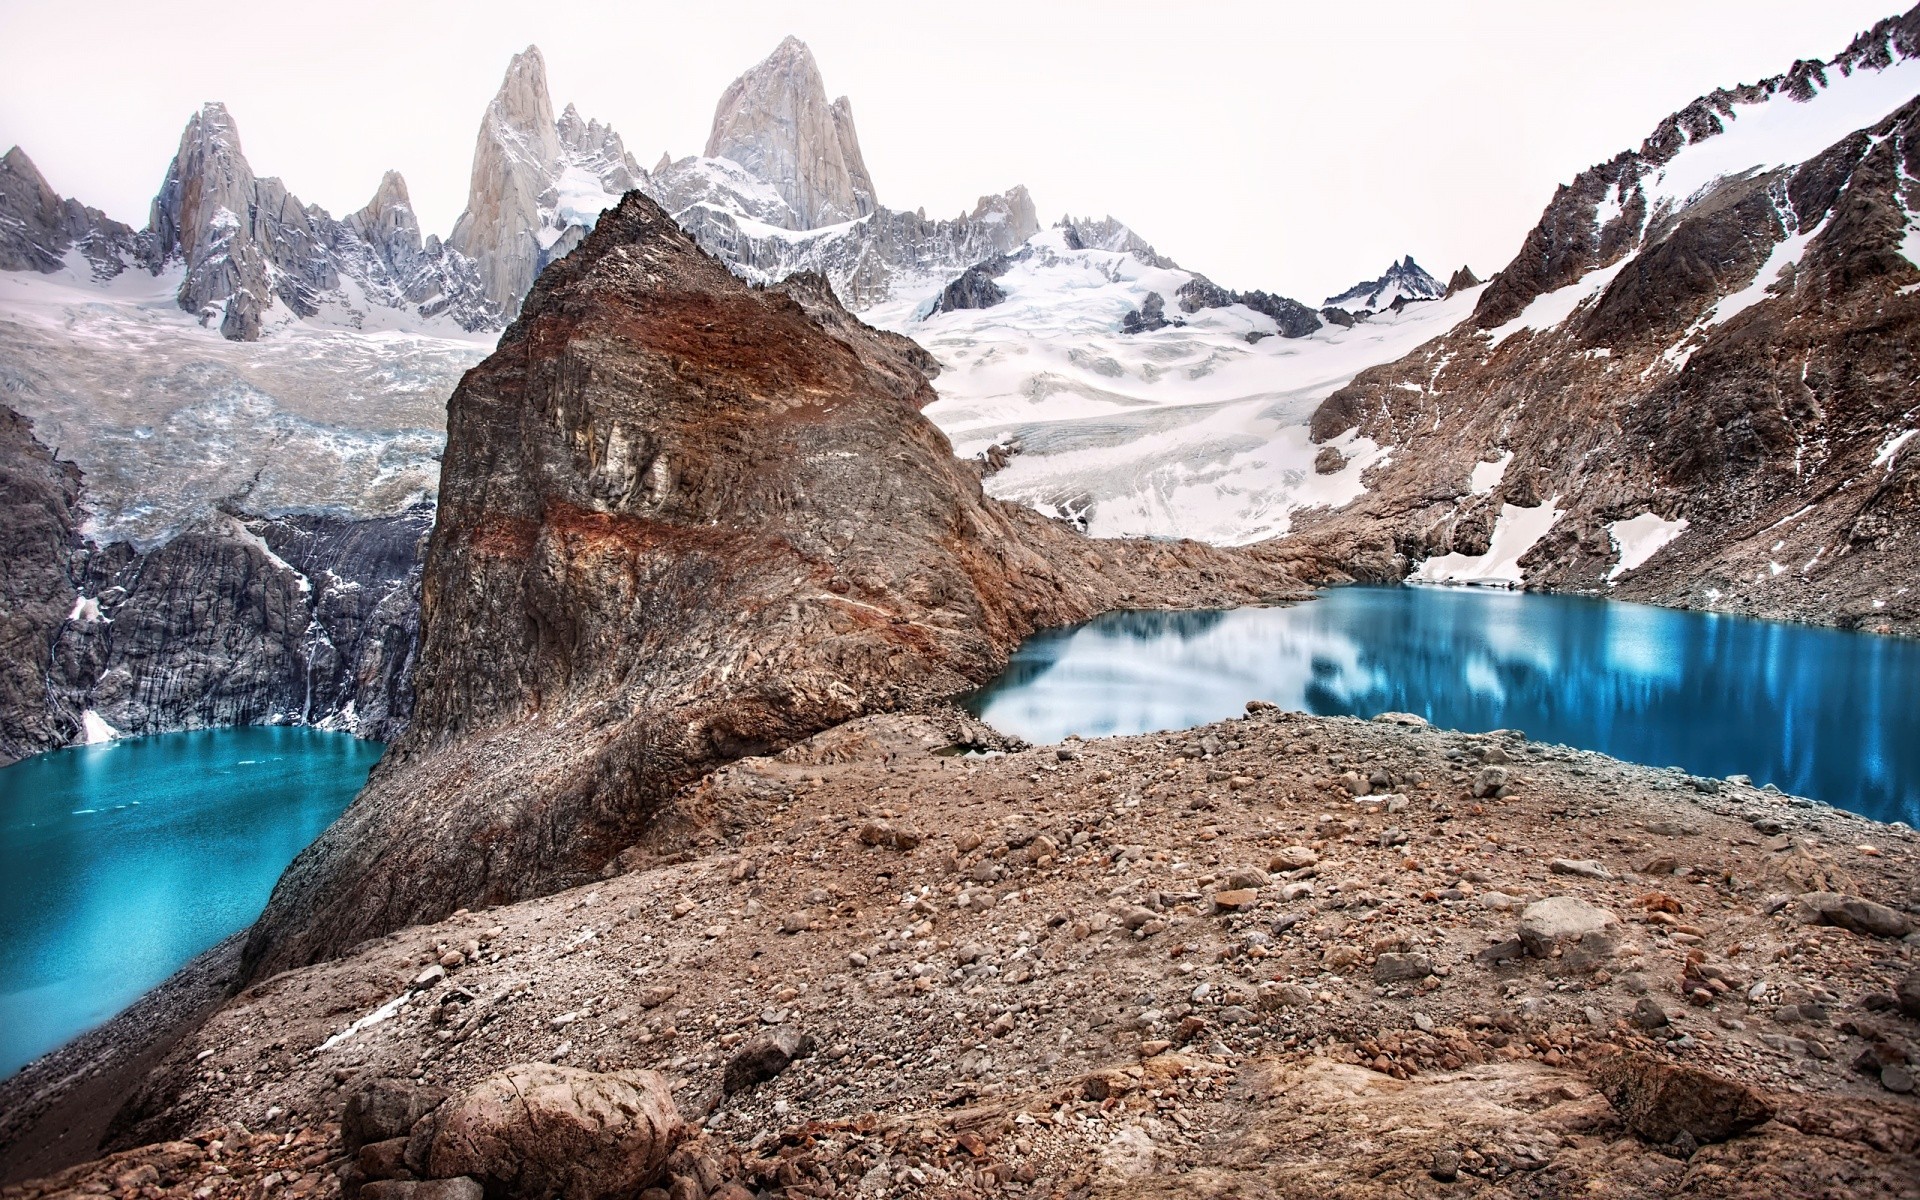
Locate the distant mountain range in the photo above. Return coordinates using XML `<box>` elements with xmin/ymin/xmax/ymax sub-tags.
<box><xmin>3</xmin><ymin>8</ymin><xmax>1917</xmax><ymax>766</ymax></box>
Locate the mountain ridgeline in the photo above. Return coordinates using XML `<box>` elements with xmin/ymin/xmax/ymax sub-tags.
<box><xmin>1294</xmin><ymin>7</ymin><xmax>1920</xmax><ymax>634</ymax></box>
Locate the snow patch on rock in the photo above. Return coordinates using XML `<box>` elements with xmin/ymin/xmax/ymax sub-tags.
<box><xmin>1606</xmin><ymin>513</ymin><xmax>1690</xmax><ymax>582</ymax></box>
<box><xmin>1412</xmin><ymin>500</ymin><xmax>1564</xmax><ymax>586</ymax></box>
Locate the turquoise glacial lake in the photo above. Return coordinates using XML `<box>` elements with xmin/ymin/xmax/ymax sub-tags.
<box><xmin>0</xmin><ymin>727</ymin><xmax>380</xmax><ymax>1077</ymax></box>
<box><xmin>969</xmin><ymin>587</ymin><xmax>1919</xmax><ymax>828</ymax></box>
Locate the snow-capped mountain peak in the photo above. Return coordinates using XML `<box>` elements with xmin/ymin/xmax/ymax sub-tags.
<box><xmin>1323</xmin><ymin>255</ymin><xmax>1446</xmax><ymax>312</ymax></box>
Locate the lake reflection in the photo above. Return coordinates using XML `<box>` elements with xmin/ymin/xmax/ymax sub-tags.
<box><xmin>967</xmin><ymin>587</ymin><xmax>1918</xmax><ymax>826</ymax></box>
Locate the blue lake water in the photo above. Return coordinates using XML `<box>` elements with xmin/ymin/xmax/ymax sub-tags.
<box><xmin>968</xmin><ymin>586</ymin><xmax>1919</xmax><ymax>827</ymax></box>
<box><xmin>0</xmin><ymin>727</ymin><xmax>380</xmax><ymax>1077</ymax></box>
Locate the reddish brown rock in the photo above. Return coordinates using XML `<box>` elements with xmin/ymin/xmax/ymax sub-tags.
<box><xmin>426</xmin><ymin>1065</ymin><xmax>681</xmax><ymax>1200</ymax></box>
<box><xmin>241</xmin><ymin>191</ymin><xmax>1302</xmax><ymax>979</ymax></box>
<box><xmin>1587</xmin><ymin>1049</ymin><xmax>1776</xmax><ymax>1144</ymax></box>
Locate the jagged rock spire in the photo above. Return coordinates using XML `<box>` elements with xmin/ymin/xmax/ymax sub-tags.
<box><xmin>448</xmin><ymin>47</ymin><xmax>564</xmax><ymax>315</ymax></box>
<box><xmin>147</xmin><ymin>103</ymin><xmax>338</xmax><ymax>339</ymax></box>
<box><xmin>704</xmin><ymin>36</ymin><xmax>877</xmax><ymax>229</ymax></box>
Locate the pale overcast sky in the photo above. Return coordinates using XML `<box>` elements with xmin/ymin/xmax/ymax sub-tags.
<box><xmin>0</xmin><ymin>1</ymin><xmax>1908</xmax><ymax>301</ymax></box>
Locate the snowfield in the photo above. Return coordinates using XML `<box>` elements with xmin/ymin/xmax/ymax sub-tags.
<box><xmin>0</xmin><ymin>256</ymin><xmax>491</xmax><ymax>546</ymax></box>
<box><xmin>866</xmin><ymin>231</ymin><xmax>1484</xmax><ymax>544</ymax></box>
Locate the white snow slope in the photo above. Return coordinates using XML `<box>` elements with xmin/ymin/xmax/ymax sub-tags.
<box><xmin>0</xmin><ymin>256</ymin><xmax>491</xmax><ymax>546</ymax></box>
<box><xmin>867</xmin><ymin>229</ymin><xmax>1483</xmax><ymax>545</ymax></box>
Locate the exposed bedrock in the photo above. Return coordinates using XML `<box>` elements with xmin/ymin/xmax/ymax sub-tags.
<box><xmin>1291</xmin><ymin>77</ymin><xmax>1920</xmax><ymax>633</ymax></box>
<box><xmin>241</xmin><ymin>193</ymin><xmax>1306</xmax><ymax>979</ymax></box>
<box><xmin>0</xmin><ymin>401</ymin><xmax>428</xmax><ymax>764</ymax></box>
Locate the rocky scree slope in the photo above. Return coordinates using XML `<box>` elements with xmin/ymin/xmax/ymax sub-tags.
<box><xmin>1294</xmin><ymin>9</ymin><xmax>1920</xmax><ymax>633</ymax></box>
<box><xmin>239</xmin><ymin>192</ymin><xmax>1306</xmax><ymax>979</ymax></box>
<box><xmin>30</xmin><ymin>708</ymin><xmax>1920</xmax><ymax>1196</ymax></box>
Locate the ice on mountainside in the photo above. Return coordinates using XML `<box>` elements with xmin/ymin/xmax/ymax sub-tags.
<box><xmin>0</xmin><ymin>32</ymin><xmax>1494</xmax><ymax>553</ymax></box>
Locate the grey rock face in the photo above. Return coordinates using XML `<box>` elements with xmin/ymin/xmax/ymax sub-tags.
<box><xmin>1238</xmin><ymin>291</ymin><xmax>1324</xmax><ymax>338</ymax></box>
<box><xmin>703</xmin><ymin>37</ymin><xmax>876</xmax><ymax>229</ymax></box>
<box><xmin>0</xmin><ymin>405</ymin><xmax>83</xmax><ymax>764</ymax></box>
<box><xmin>1</xmin><ymin>403</ymin><xmax>423</xmax><ymax>764</ymax></box>
<box><xmin>447</xmin><ymin>47</ymin><xmax>645</xmax><ymax>320</ymax></box>
<box><xmin>0</xmin><ymin>147</ymin><xmax>148</xmax><ymax>276</ymax></box>
<box><xmin>50</xmin><ymin>509</ymin><xmax>428</xmax><ymax>744</ymax></box>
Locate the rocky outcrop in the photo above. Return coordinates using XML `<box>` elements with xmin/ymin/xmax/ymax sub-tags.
<box><xmin>1120</xmin><ymin>292</ymin><xmax>1170</xmax><ymax>333</ymax></box>
<box><xmin>933</xmin><ymin>258</ymin><xmax>1009</xmax><ymax>312</ymax></box>
<box><xmin>1292</xmin><ymin>11</ymin><xmax>1920</xmax><ymax>633</ymax></box>
<box><xmin>0</xmin><ymin>405</ymin><xmax>82</xmax><ymax>764</ymax></box>
<box><xmin>703</xmin><ymin>37</ymin><xmax>876</xmax><ymax>229</ymax></box>
<box><xmin>1173</xmin><ymin>274</ymin><xmax>1324</xmax><ymax>339</ymax></box>
<box><xmin>1444</xmin><ymin>264</ymin><xmax>1481</xmax><ymax>296</ymax></box>
<box><xmin>0</xmin><ymin>147</ymin><xmax>147</xmax><ymax>276</ymax></box>
<box><xmin>240</xmin><ymin>192</ymin><xmax>1304</xmax><ymax>978</ymax></box>
<box><xmin>1237</xmin><ymin>290</ymin><xmax>1324</xmax><ymax>338</ymax></box>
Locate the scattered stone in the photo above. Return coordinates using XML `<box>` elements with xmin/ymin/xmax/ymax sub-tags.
<box><xmin>1884</xmin><ymin>1064</ymin><xmax>1915</xmax><ymax>1094</ymax></box>
<box><xmin>1518</xmin><ymin>897</ymin><xmax>1619</xmax><ymax>959</ymax></box>
<box><xmin>722</xmin><ymin>1026</ymin><xmax>814</xmax><ymax>1095</ymax></box>
<box><xmin>427</xmin><ymin>1064</ymin><xmax>682</xmax><ymax>1200</ymax></box>
<box><xmin>1632</xmin><ymin>997</ymin><xmax>1670</xmax><ymax>1030</ymax></box>
<box><xmin>1471</xmin><ymin>766</ymin><xmax>1509</xmax><ymax>799</ymax></box>
<box><xmin>1586</xmin><ymin>1050</ymin><xmax>1775</xmax><ymax>1145</ymax></box>
<box><xmin>362</xmin><ymin>1180</ymin><xmax>485</xmax><ymax>1200</ymax></box>
<box><xmin>1223</xmin><ymin>866</ymin><xmax>1271</xmax><ymax>890</ymax></box>
<box><xmin>1269</xmin><ymin>846</ymin><xmax>1318</xmax><ymax>870</ymax></box>
<box><xmin>1429</xmin><ymin>1148</ymin><xmax>1460</xmax><ymax>1183</ymax></box>
<box><xmin>1211</xmin><ymin>889</ymin><xmax>1258</xmax><ymax>913</ymax></box>
<box><xmin>855</xmin><ymin>822</ymin><xmax>922</xmax><ymax>851</ymax></box>
<box><xmin>1898</xmin><ymin>971</ymin><xmax>1920</xmax><ymax>1020</ymax></box>
<box><xmin>1548</xmin><ymin>858</ymin><xmax>1612</xmax><ymax>880</ymax></box>
<box><xmin>1790</xmin><ymin>892</ymin><xmax>1914</xmax><ymax>938</ymax></box>
<box><xmin>1373</xmin><ymin>712</ymin><xmax>1429</xmax><ymax>728</ymax></box>
<box><xmin>1372</xmin><ymin>952</ymin><xmax>1433</xmax><ymax>983</ymax></box>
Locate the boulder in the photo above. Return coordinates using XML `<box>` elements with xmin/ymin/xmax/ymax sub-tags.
<box><xmin>722</xmin><ymin>1026</ymin><xmax>814</xmax><ymax>1095</ymax></box>
<box><xmin>362</xmin><ymin>1182</ymin><xmax>484</xmax><ymax>1200</ymax></box>
<box><xmin>344</xmin><ymin>1079</ymin><xmax>450</xmax><ymax>1155</ymax></box>
<box><xmin>1790</xmin><ymin>892</ymin><xmax>1914</xmax><ymax>939</ymax></box>
<box><xmin>1372</xmin><ymin>952</ymin><xmax>1433</xmax><ymax>983</ymax></box>
<box><xmin>1898</xmin><ymin>970</ymin><xmax>1920</xmax><ymax>1020</ymax></box>
<box><xmin>1586</xmin><ymin>1049</ymin><xmax>1775</xmax><ymax>1144</ymax></box>
<box><xmin>426</xmin><ymin>1064</ymin><xmax>682</xmax><ymax>1200</ymax></box>
<box><xmin>1517</xmin><ymin>897</ymin><xmax>1618</xmax><ymax>959</ymax></box>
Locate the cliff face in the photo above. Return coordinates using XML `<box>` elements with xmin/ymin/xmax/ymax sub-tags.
<box><xmin>0</xmin><ymin>401</ymin><xmax>429</xmax><ymax>766</ymax></box>
<box><xmin>703</xmin><ymin>36</ymin><xmax>876</xmax><ymax>229</ymax></box>
<box><xmin>1292</xmin><ymin>12</ymin><xmax>1920</xmax><ymax>633</ymax></box>
<box><xmin>0</xmin><ymin>406</ymin><xmax>83</xmax><ymax>763</ymax></box>
<box><xmin>242</xmin><ymin>193</ymin><xmax>1304</xmax><ymax>977</ymax></box>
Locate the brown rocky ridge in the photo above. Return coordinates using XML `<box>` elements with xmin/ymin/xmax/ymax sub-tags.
<box><xmin>1291</xmin><ymin>8</ymin><xmax>1920</xmax><ymax>634</ymax></box>
<box><xmin>237</xmin><ymin>190</ymin><xmax>1306</xmax><ymax>981</ymax></box>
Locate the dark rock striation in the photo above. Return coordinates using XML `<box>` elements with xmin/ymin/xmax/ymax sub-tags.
<box><xmin>0</xmin><ymin>401</ymin><xmax>428</xmax><ymax>765</ymax></box>
<box><xmin>0</xmin><ymin>405</ymin><xmax>83</xmax><ymax>763</ymax></box>
<box><xmin>241</xmin><ymin>192</ymin><xmax>1305</xmax><ymax>978</ymax></box>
